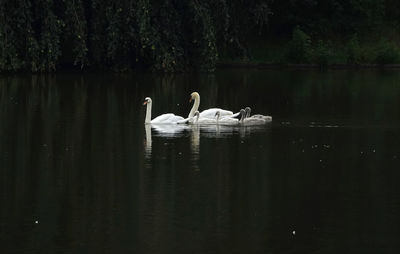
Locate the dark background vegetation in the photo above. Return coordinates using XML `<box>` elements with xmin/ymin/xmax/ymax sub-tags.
<box><xmin>1</xmin><ymin>0</ymin><xmax>400</xmax><ymax>72</ymax></box>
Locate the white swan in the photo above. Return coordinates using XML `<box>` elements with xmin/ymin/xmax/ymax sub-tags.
<box><xmin>215</xmin><ymin>110</ymin><xmax>243</xmax><ymax>126</ymax></box>
<box><xmin>244</xmin><ymin>107</ymin><xmax>272</xmax><ymax>122</ymax></box>
<box><xmin>143</xmin><ymin>97</ymin><xmax>184</xmax><ymax>124</ymax></box>
<box><xmin>188</xmin><ymin>92</ymin><xmax>233</xmax><ymax>119</ymax></box>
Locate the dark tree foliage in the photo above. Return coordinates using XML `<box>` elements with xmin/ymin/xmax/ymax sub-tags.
<box><xmin>0</xmin><ymin>0</ymin><xmax>272</xmax><ymax>72</ymax></box>
<box><xmin>1</xmin><ymin>0</ymin><xmax>400</xmax><ymax>72</ymax></box>
<box><xmin>269</xmin><ymin>0</ymin><xmax>386</xmax><ymax>36</ymax></box>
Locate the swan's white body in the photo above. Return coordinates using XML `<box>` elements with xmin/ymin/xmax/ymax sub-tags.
<box><xmin>144</xmin><ymin>97</ymin><xmax>184</xmax><ymax>124</ymax></box>
<box><xmin>215</xmin><ymin>110</ymin><xmax>240</xmax><ymax>126</ymax></box>
<box><xmin>199</xmin><ymin>108</ymin><xmax>233</xmax><ymax>119</ymax></box>
<box><xmin>188</xmin><ymin>92</ymin><xmax>233</xmax><ymax>122</ymax></box>
<box><xmin>150</xmin><ymin>114</ymin><xmax>185</xmax><ymax>123</ymax></box>
<box><xmin>193</xmin><ymin>111</ymin><xmax>218</xmax><ymax>125</ymax></box>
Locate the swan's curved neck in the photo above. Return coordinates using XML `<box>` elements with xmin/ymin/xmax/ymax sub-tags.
<box><xmin>145</xmin><ymin>101</ymin><xmax>152</xmax><ymax>123</ymax></box>
<box><xmin>189</xmin><ymin>95</ymin><xmax>200</xmax><ymax>118</ymax></box>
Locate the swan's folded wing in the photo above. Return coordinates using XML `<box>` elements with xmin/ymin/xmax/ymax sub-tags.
<box><xmin>230</xmin><ymin>111</ymin><xmax>241</xmax><ymax>118</ymax></box>
<box><xmin>200</xmin><ymin>108</ymin><xmax>233</xmax><ymax>118</ymax></box>
<box><xmin>176</xmin><ymin>118</ymin><xmax>190</xmax><ymax>124</ymax></box>
<box><xmin>168</xmin><ymin>115</ymin><xmax>185</xmax><ymax>123</ymax></box>
<box><xmin>151</xmin><ymin>113</ymin><xmax>183</xmax><ymax>123</ymax></box>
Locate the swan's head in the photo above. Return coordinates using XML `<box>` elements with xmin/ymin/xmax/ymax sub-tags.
<box><xmin>143</xmin><ymin>97</ymin><xmax>152</xmax><ymax>105</ymax></box>
<box><xmin>189</xmin><ymin>92</ymin><xmax>200</xmax><ymax>103</ymax></box>
<box><xmin>244</xmin><ymin>107</ymin><xmax>251</xmax><ymax>118</ymax></box>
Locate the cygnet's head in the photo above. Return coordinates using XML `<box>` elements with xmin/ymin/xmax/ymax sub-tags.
<box><xmin>143</xmin><ymin>97</ymin><xmax>152</xmax><ymax>105</ymax></box>
<box><xmin>240</xmin><ymin>109</ymin><xmax>246</xmax><ymax>121</ymax></box>
<box><xmin>244</xmin><ymin>107</ymin><xmax>251</xmax><ymax>118</ymax></box>
<box><xmin>193</xmin><ymin>111</ymin><xmax>200</xmax><ymax>123</ymax></box>
<box><xmin>190</xmin><ymin>92</ymin><xmax>199</xmax><ymax>103</ymax></box>
<box><xmin>214</xmin><ymin>111</ymin><xmax>221</xmax><ymax>118</ymax></box>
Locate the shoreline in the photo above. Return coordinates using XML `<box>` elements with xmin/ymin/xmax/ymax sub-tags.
<box><xmin>216</xmin><ymin>61</ymin><xmax>400</xmax><ymax>70</ymax></box>
<box><xmin>2</xmin><ymin>63</ymin><xmax>400</xmax><ymax>75</ymax></box>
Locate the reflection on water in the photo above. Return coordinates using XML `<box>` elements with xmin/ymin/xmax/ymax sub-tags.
<box><xmin>189</xmin><ymin>126</ymin><xmax>200</xmax><ymax>170</ymax></box>
<box><xmin>151</xmin><ymin>123</ymin><xmax>189</xmax><ymax>136</ymax></box>
<box><xmin>144</xmin><ymin>124</ymin><xmax>152</xmax><ymax>159</ymax></box>
<box><xmin>1</xmin><ymin>70</ymin><xmax>400</xmax><ymax>254</ymax></box>
<box><xmin>146</xmin><ymin>123</ymin><xmax>271</xmax><ymax>171</ymax></box>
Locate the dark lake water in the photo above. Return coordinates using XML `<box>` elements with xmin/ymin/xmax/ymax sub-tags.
<box><xmin>1</xmin><ymin>69</ymin><xmax>400</xmax><ymax>254</ymax></box>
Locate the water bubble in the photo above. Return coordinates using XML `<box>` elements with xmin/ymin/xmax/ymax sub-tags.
<box><xmin>292</xmin><ymin>230</ymin><xmax>296</xmax><ymax>235</ymax></box>
<box><xmin>35</xmin><ymin>220</ymin><xmax>38</xmax><ymax>224</ymax></box>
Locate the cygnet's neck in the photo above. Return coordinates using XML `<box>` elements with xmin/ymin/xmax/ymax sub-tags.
<box><xmin>215</xmin><ymin>113</ymin><xmax>220</xmax><ymax>123</ymax></box>
<box><xmin>240</xmin><ymin>111</ymin><xmax>246</xmax><ymax>123</ymax></box>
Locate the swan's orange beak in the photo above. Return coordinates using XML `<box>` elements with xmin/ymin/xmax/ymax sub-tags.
<box><xmin>143</xmin><ymin>101</ymin><xmax>147</xmax><ymax>105</ymax></box>
<box><xmin>189</xmin><ymin>97</ymin><xmax>193</xmax><ymax>103</ymax></box>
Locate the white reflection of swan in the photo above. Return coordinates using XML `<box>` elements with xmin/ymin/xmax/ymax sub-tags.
<box><xmin>199</xmin><ymin>124</ymin><xmax>237</xmax><ymax>138</ymax></box>
<box><xmin>151</xmin><ymin>123</ymin><xmax>189</xmax><ymax>137</ymax></box>
<box><xmin>190</xmin><ymin>125</ymin><xmax>200</xmax><ymax>170</ymax></box>
<box><xmin>144</xmin><ymin>124</ymin><xmax>152</xmax><ymax>159</ymax></box>
<box><xmin>190</xmin><ymin>125</ymin><xmax>200</xmax><ymax>152</ymax></box>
